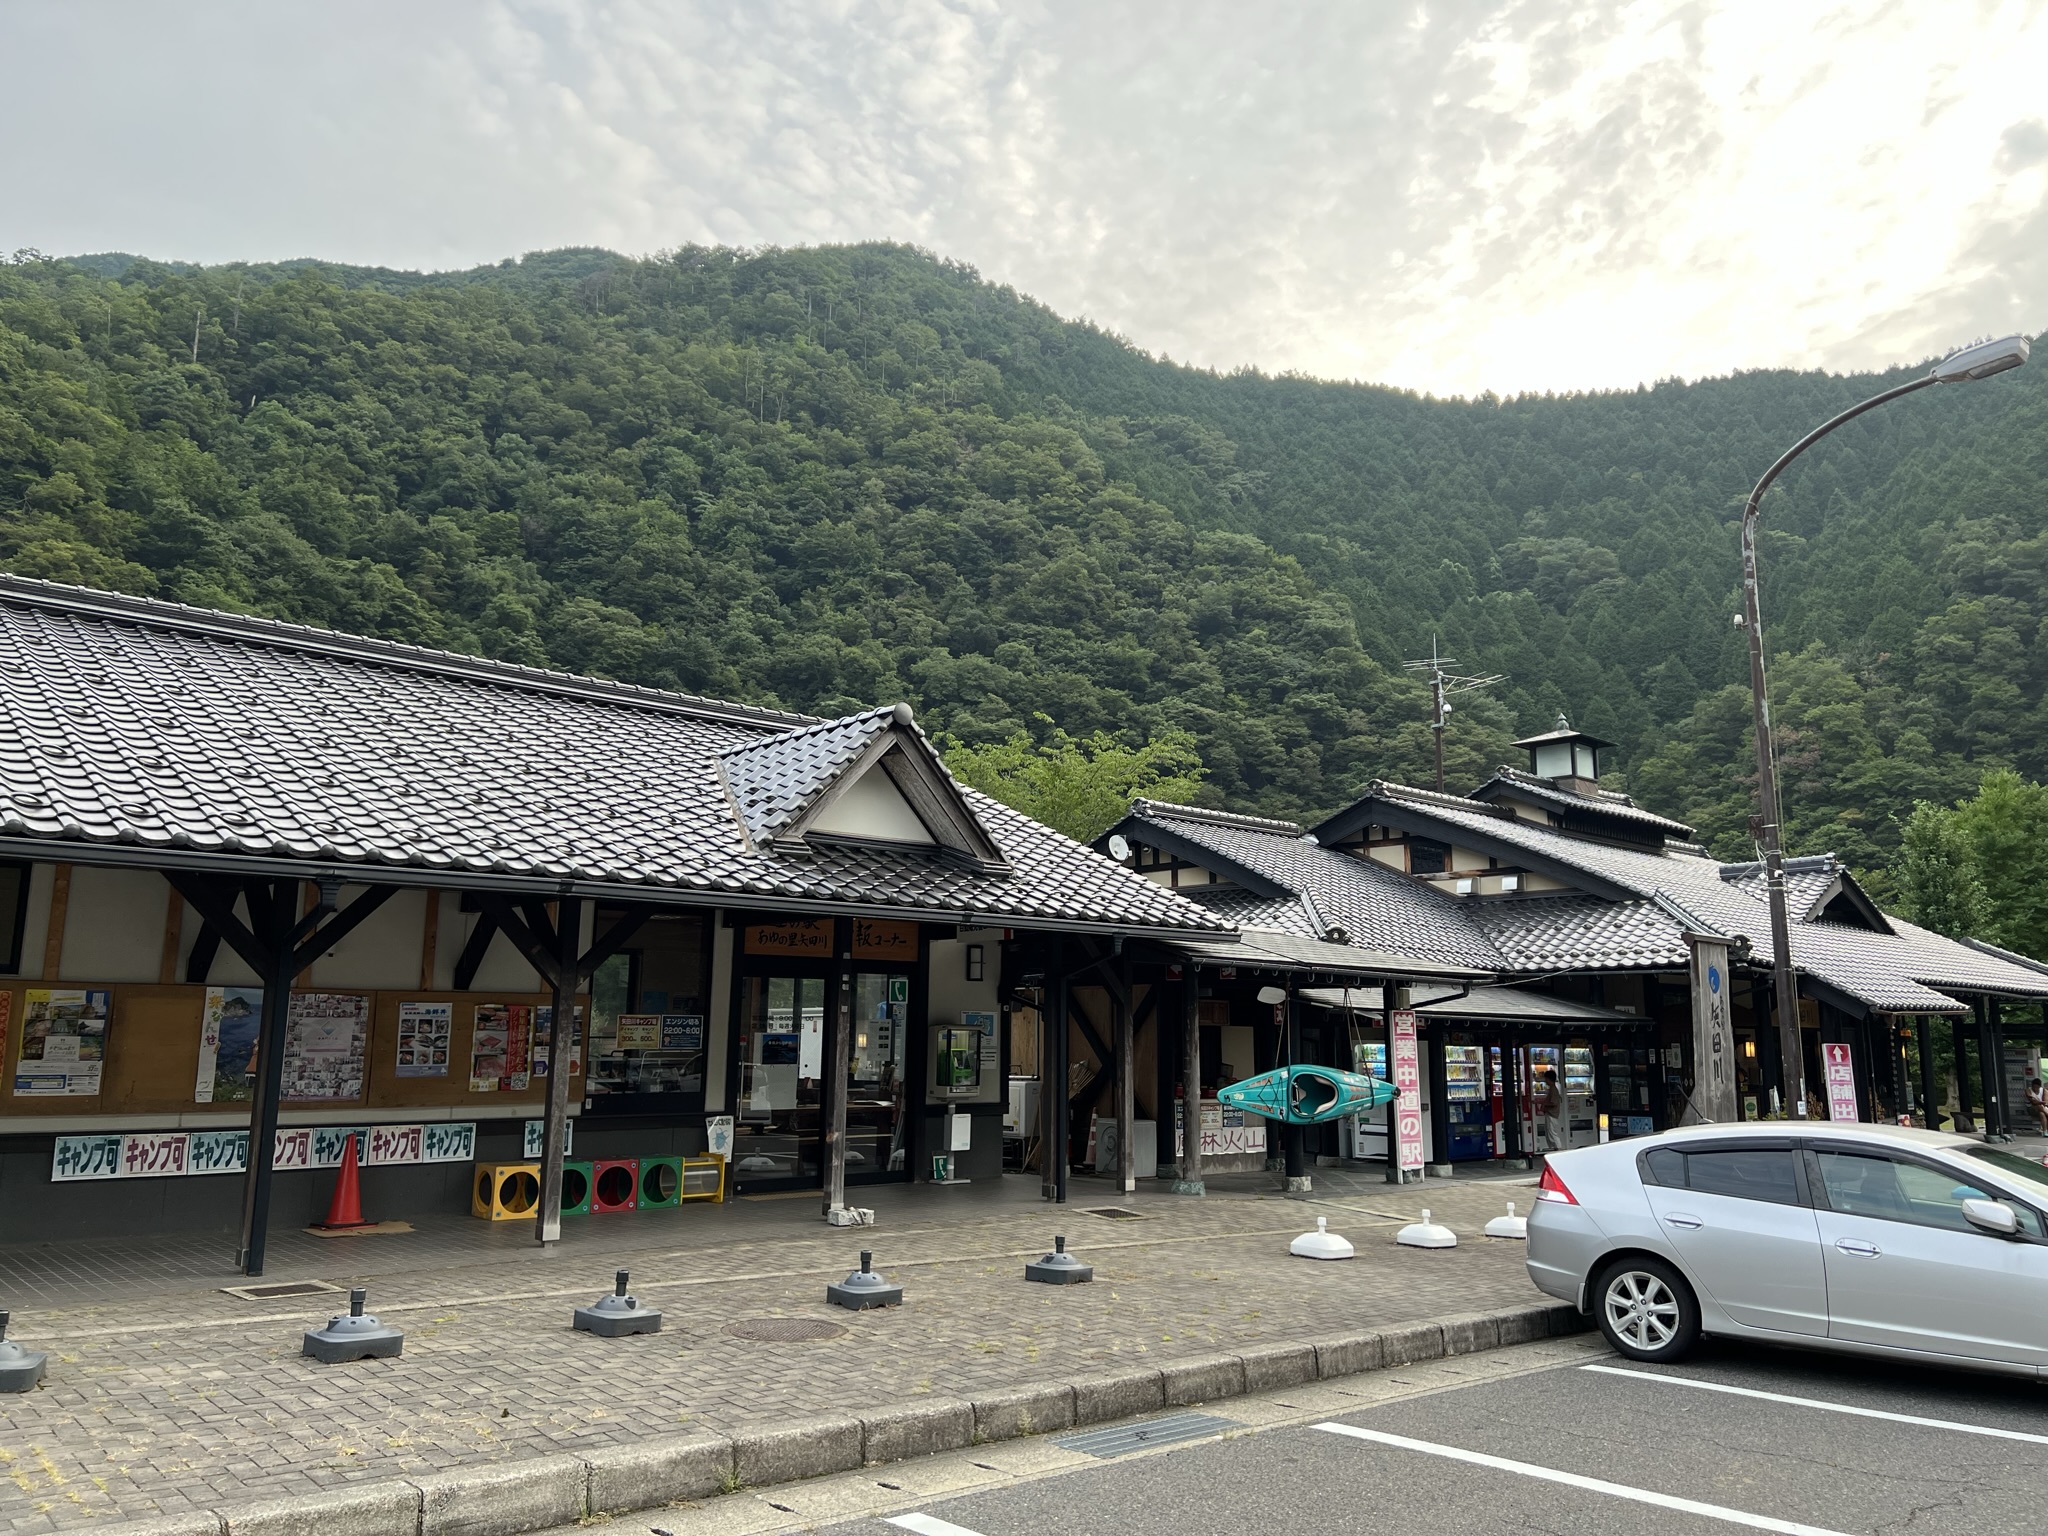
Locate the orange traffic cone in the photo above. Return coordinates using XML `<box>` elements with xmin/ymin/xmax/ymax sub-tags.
<box><xmin>318</xmin><ymin>1134</ymin><xmax>371</xmax><ymax>1229</ymax></box>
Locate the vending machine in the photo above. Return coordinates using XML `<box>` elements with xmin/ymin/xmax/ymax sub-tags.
<box><xmin>1564</xmin><ymin>1044</ymin><xmax>1598</xmax><ymax>1147</ymax></box>
<box><xmin>1442</xmin><ymin>1043</ymin><xmax>1493</xmax><ymax>1161</ymax></box>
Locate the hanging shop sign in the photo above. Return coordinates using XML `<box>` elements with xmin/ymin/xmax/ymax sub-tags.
<box><xmin>395</xmin><ymin>1001</ymin><xmax>453</xmax><ymax>1078</ymax></box>
<box><xmin>15</xmin><ymin>988</ymin><xmax>111</xmax><ymax>1096</ymax></box>
<box><xmin>744</xmin><ymin>918</ymin><xmax>833</xmax><ymax>956</ymax></box>
<box><xmin>1823</xmin><ymin>1042</ymin><xmax>1859</xmax><ymax>1122</ymax></box>
<box><xmin>52</xmin><ymin>1122</ymin><xmax>478</xmax><ymax>1182</ymax></box>
<box><xmin>1391</xmin><ymin>1009</ymin><xmax>1425</xmax><ymax>1174</ymax></box>
<box><xmin>852</xmin><ymin>918</ymin><xmax>918</xmax><ymax>962</ymax></box>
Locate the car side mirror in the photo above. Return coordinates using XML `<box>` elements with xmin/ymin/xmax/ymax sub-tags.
<box><xmin>1962</xmin><ymin>1197</ymin><xmax>2020</xmax><ymax>1237</ymax></box>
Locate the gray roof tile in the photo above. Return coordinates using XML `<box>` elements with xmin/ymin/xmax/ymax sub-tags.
<box><xmin>0</xmin><ymin>576</ymin><xmax>1227</xmax><ymax>936</ymax></box>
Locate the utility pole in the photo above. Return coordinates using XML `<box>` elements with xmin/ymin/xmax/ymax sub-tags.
<box><xmin>1403</xmin><ymin>639</ymin><xmax>1503</xmax><ymax>793</ymax></box>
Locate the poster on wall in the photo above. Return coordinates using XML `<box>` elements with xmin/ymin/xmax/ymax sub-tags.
<box><xmin>533</xmin><ymin>1005</ymin><xmax>583</xmax><ymax>1078</ymax></box>
<box><xmin>395</xmin><ymin>1001</ymin><xmax>452</xmax><ymax>1078</ymax></box>
<box><xmin>281</xmin><ymin>992</ymin><xmax>368</xmax><ymax>1101</ymax></box>
<box><xmin>614</xmin><ymin>1014</ymin><xmax>662</xmax><ymax>1050</ymax></box>
<box><xmin>15</xmin><ymin>989</ymin><xmax>111</xmax><ymax>1096</ymax></box>
<box><xmin>660</xmin><ymin>1015</ymin><xmax>703</xmax><ymax>1051</ymax></box>
<box><xmin>195</xmin><ymin>986</ymin><xmax>263</xmax><ymax>1103</ymax></box>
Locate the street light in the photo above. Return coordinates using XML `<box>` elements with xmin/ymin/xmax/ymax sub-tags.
<box><xmin>1740</xmin><ymin>333</ymin><xmax>2029</xmax><ymax>1120</ymax></box>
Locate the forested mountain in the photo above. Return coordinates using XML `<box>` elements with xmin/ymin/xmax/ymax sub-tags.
<box><xmin>3</xmin><ymin>243</ymin><xmax>2044</xmax><ymax>902</ymax></box>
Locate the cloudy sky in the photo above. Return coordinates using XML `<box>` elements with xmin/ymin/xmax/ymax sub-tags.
<box><xmin>5</xmin><ymin>1</ymin><xmax>2045</xmax><ymax>395</ymax></box>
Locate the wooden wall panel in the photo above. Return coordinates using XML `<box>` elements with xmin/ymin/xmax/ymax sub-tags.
<box><xmin>102</xmin><ymin>985</ymin><xmax>210</xmax><ymax>1113</ymax></box>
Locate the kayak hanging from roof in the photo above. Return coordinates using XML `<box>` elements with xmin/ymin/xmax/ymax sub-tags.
<box><xmin>1216</xmin><ymin>1064</ymin><xmax>1396</xmax><ymax>1125</ymax></box>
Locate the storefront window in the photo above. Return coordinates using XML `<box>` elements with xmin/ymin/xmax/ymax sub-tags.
<box><xmin>583</xmin><ymin>910</ymin><xmax>710</xmax><ymax>1113</ymax></box>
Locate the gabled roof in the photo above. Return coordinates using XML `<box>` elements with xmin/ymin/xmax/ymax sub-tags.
<box><xmin>716</xmin><ymin>703</ymin><xmax>1008</xmax><ymax>870</ymax></box>
<box><xmin>1107</xmin><ymin>800</ymin><xmax>1506</xmax><ymax>971</ymax></box>
<box><xmin>0</xmin><ymin>575</ymin><xmax>1228</xmax><ymax>937</ymax></box>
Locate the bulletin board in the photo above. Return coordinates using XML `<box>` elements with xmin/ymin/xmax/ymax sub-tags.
<box><xmin>0</xmin><ymin>982</ymin><xmax>586</xmax><ymax>1120</ymax></box>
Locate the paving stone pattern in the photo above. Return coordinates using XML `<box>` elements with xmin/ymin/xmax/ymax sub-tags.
<box><xmin>0</xmin><ymin>1177</ymin><xmax>1545</xmax><ymax>1533</ymax></box>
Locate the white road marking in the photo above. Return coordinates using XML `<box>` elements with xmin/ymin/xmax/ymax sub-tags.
<box><xmin>1581</xmin><ymin>1363</ymin><xmax>2048</xmax><ymax>1446</ymax></box>
<box><xmin>1314</xmin><ymin>1423</ymin><xmax>1853</xmax><ymax>1536</ymax></box>
<box><xmin>886</xmin><ymin>1514</ymin><xmax>988</xmax><ymax>1536</ymax></box>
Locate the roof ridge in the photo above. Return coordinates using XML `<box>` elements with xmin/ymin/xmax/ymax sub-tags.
<box><xmin>1368</xmin><ymin>780</ymin><xmax>1508</xmax><ymax>816</ymax></box>
<box><xmin>0</xmin><ymin>572</ymin><xmax>819</xmax><ymax>733</ymax></box>
<box><xmin>1129</xmin><ymin>798</ymin><xmax>1305</xmax><ymax>837</ymax></box>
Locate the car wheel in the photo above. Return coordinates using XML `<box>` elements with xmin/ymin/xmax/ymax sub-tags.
<box><xmin>1594</xmin><ymin>1256</ymin><xmax>1700</xmax><ymax>1363</ymax></box>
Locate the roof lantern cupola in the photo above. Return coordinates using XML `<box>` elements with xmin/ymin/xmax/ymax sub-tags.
<box><xmin>1511</xmin><ymin>713</ymin><xmax>1614</xmax><ymax>798</ymax></box>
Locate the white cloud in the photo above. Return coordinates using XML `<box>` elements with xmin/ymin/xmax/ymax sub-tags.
<box><xmin>2</xmin><ymin>0</ymin><xmax>2043</xmax><ymax>394</ymax></box>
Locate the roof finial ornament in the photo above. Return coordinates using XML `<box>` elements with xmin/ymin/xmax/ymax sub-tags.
<box><xmin>1554</xmin><ymin>710</ymin><xmax>1571</xmax><ymax>732</ymax></box>
<box><xmin>892</xmin><ymin>702</ymin><xmax>915</xmax><ymax>727</ymax></box>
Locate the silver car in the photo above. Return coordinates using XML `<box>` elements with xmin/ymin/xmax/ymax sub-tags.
<box><xmin>1527</xmin><ymin>1121</ymin><xmax>2048</xmax><ymax>1374</ymax></box>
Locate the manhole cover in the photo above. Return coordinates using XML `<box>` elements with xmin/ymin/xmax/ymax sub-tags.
<box><xmin>221</xmin><ymin>1280</ymin><xmax>343</xmax><ymax>1301</ymax></box>
<box><xmin>724</xmin><ymin>1317</ymin><xmax>848</xmax><ymax>1343</ymax></box>
<box><xmin>1086</xmin><ymin>1206</ymin><xmax>1146</xmax><ymax>1220</ymax></box>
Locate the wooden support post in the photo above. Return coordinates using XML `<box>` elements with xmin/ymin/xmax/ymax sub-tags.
<box><xmin>1115</xmin><ymin>951</ymin><xmax>1135</xmax><ymax>1195</ymax></box>
<box><xmin>158</xmin><ymin>887</ymin><xmax>184</xmax><ymax>985</ymax></box>
<box><xmin>537</xmin><ymin>895</ymin><xmax>582</xmax><ymax>1247</ymax></box>
<box><xmin>42</xmin><ymin>863</ymin><xmax>71</xmax><ymax>980</ymax></box>
<box><xmin>1174</xmin><ymin>969</ymin><xmax>1203</xmax><ymax>1195</ymax></box>
<box><xmin>1951</xmin><ymin>1012</ymin><xmax>1976</xmax><ymax>1133</ymax></box>
<box><xmin>1917</xmin><ymin>1015</ymin><xmax>1940</xmax><ymax>1131</ymax></box>
<box><xmin>1982</xmin><ymin>997</ymin><xmax>2006</xmax><ymax>1139</ymax></box>
<box><xmin>418</xmin><ymin>889</ymin><xmax>440</xmax><ymax>991</ymax></box>
<box><xmin>240</xmin><ymin>882</ymin><xmax>296</xmax><ymax>1276</ymax></box>
<box><xmin>1051</xmin><ymin>938</ymin><xmax>1069</xmax><ymax>1204</ymax></box>
<box><xmin>1283</xmin><ymin>992</ymin><xmax>1309</xmax><ymax>1190</ymax></box>
<box><xmin>823</xmin><ymin>961</ymin><xmax>850</xmax><ymax>1217</ymax></box>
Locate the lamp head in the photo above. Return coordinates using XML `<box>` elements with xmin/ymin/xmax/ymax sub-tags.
<box><xmin>1931</xmin><ymin>333</ymin><xmax>2029</xmax><ymax>383</ymax></box>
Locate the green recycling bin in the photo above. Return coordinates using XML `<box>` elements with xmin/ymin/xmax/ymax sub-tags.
<box><xmin>560</xmin><ymin>1160</ymin><xmax>594</xmax><ymax>1216</ymax></box>
<box><xmin>639</xmin><ymin>1155</ymin><xmax>684</xmax><ymax>1209</ymax></box>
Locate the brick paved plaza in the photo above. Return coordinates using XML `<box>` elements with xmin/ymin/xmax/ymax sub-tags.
<box><xmin>0</xmin><ymin>1171</ymin><xmax>1548</xmax><ymax>1533</ymax></box>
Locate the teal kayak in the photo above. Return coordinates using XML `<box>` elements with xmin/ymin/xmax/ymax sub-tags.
<box><xmin>1216</xmin><ymin>1064</ymin><xmax>1396</xmax><ymax>1125</ymax></box>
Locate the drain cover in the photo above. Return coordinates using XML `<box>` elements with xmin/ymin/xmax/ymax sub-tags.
<box><xmin>1057</xmin><ymin>1412</ymin><xmax>1240</xmax><ymax>1459</ymax></box>
<box><xmin>221</xmin><ymin>1280</ymin><xmax>343</xmax><ymax>1301</ymax></box>
<box><xmin>724</xmin><ymin>1317</ymin><xmax>848</xmax><ymax>1343</ymax></box>
<box><xmin>1086</xmin><ymin>1206</ymin><xmax>1145</xmax><ymax>1220</ymax></box>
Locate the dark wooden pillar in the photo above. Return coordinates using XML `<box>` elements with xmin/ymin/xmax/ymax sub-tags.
<box><xmin>536</xmin><ymin>896</ymin><xmax>582</xmax><ymax>1245</ymax></box>
<box><xmin>1979</xmin><ymin>997</ymin><xmax>2006</xmax><ymax>1139</ymax></box>
<box><xmin>1951</xmin><ymin>1012</ymin><xmax>1976</xmax><ymax>1133</ymax></box>
<box><xmin>1050</xmin><ymin>938</ymin><xmax>1070</xmax><ymax>1204</ymax></box>
<box><xmin>1114</xmin><ymin>951</ymin><xmax>1136</xmax><ymax>1196</ymax></box>
<box><xmin>1917</xmin><ymin>1015</ymin><xmax>1941</xmax><ymax>1130</ymax></box>
<box><xmin>1175</xmin><ymin>968</ymin><xmax>1203</xmax><ymax>1195</ymax></box>
<box><xmin>1500</xmin><ymin>1032</ymin><xmax>1523</xmax><ymax>1163</ymax></box>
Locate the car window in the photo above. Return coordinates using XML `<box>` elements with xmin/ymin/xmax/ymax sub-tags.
<box><xmin>1682</xmin><ymin>1148</ymin><xmax>1801</xmax><ymax>1205</ymax></box>
<box><xmin>1963</xmin><ymin>1147</ymin><xmax>2048</xmax><ymax>1200</ymax></box>
<box><xmin>1642</xmin><ymin>1147</ymin><xmax>1685</xmax><ymax>1187</ymax></box>
<box><xmin>1814</xmin><ymin>1151</ymin><xmax>2042</xmax><ymax>1236</ymax></box>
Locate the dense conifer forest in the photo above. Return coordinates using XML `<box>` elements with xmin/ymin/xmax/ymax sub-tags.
<box><xmin>3</xmin><ymin>243</ymin><xmax>2044</xmax><ymax>917</ymax></box>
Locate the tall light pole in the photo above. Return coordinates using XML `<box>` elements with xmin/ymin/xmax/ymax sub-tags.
<box><xmin>1741</xmin><ymin>333</ymin><xmax>2029</xmax><ymax>1119</ymax></box>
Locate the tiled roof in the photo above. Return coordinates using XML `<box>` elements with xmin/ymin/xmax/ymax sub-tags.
<box><xmin>0</xmin><ymin>576</ymin><xmax>1229</xmax><ymax>936</ymax></box>
<box><xmin>1355</xmin><ymin>782</ymin><xmax>2048</xmax><ymax>1010</ymax></box>
<box><xmin>1468</xmin><ymin>893</ymin><xmax>1691</xmax><ymax>973</ymax></box>
<box><xmin>718</xmin><ymin>706</ymin><xmax>900</xmax><ymax>845</ymax></box>
<box><xmin>1116</xmin><ymin>802</ymin><xmax>1506</xmax><ymax>970</ymax></box>
<box><xmin>1470</xmin><ymin>767</ymin><xmax>1697</xmax><ymax>839</ymax></box>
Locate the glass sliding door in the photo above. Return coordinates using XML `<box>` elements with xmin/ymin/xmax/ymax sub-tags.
<box><xmin>734</xmin><ymin>974</ymin><xmax>827</xmax><ymax>1186</ymax></box>
<box><xmin>847</xmin><ymin>972</ymin><xmax>910</xmax><ymax>1182</ymax></box>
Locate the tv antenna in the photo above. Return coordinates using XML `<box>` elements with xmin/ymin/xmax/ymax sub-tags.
<box><xmin>1403</xmin><ymin>639</ymin><xmax>1504</xmax><ymax>792</ymax></box>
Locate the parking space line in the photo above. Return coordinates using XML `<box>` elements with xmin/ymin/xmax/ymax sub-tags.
<box><xmin>1580</xmin><ymin>1363</ymin><xmax>2048</xmax><ymax>1445</ymax></box>
<box><xmin>886</xmin><ymin>1514</ymin><xmax>987</xmax><ymax>1536</ymax></box>
<box><xmin>1314</xmin><ymin>1423</ymin><xmax>1852</xmax><ymax>1536</ymax></box>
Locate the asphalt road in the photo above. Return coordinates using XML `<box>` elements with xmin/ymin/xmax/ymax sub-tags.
<box><xmin>816</xmin><ymin>1337</ymin><xmax>2048</xmax><ymax>1536</ymax></box>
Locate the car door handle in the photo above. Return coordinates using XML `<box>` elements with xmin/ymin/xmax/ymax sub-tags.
<box><xmin>1663</xmin><ymin>1213</ymin><xmax>1702</xmax><ymax>1230</ymax></box>
<box><xmin>1834</xmin><ymin>1238</ymin><xmax>1880</xmax><ymax>1257</ymax></box>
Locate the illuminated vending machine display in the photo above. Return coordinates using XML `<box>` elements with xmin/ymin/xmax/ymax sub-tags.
<box><xmin>1564</xmin><ymin>1044</ymin><xmax>1598</xmax><ymax>1147</ymax></box>
<box><xmin>1442</xmin><ymin>1043</ymin><xmax>1492</xmax><ymax>1161</ymax></box>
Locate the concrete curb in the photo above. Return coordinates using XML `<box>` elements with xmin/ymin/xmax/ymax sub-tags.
<box><xmin>98</xmin><ymin>1301</ymin><xmax>1587</xmax><ymax>1536</ymax></box>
